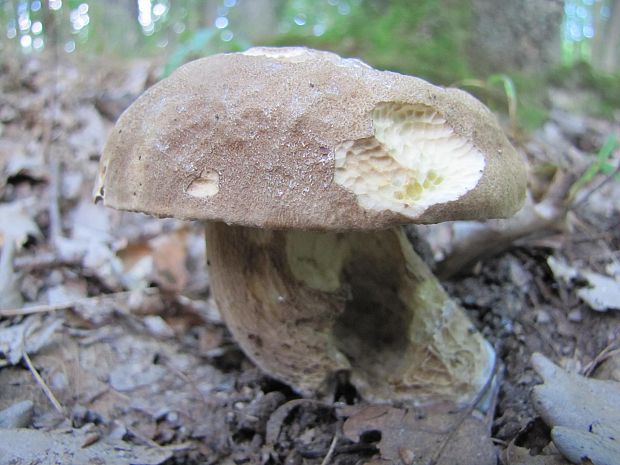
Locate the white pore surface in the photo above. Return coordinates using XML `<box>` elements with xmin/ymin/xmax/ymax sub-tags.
<box><xmin>334</xmin><ymin>103</ymin><xmax>485</xmax><ymax>218</ymax></box>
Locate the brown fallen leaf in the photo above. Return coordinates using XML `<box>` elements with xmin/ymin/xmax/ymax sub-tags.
<box><xmin>501</xmin><ymin>417</ymin><xmax>571</xmax><ymax>465</ymax></box>
<box><xmin>340</xmin><ymin>404</ymin><xmax>496</xmax><ymax>465</ymax></box>
<box><xmin>150</xmin><ymin>230</ymin><xmax>189</xmax><ymax>292</ymax></box>
<box><xmin>502</xmin><ymin>440</ymin><xmax>571</xmax><ymax>465</ymax></box>
<box><xmin>116</xmin><ymin>230</ymin><xmax>189</xmax><ymax>292</ymax></box>
<box><xmin>266</xmin><ymin>399</ymin><xmax>335</xmax><ymax>446</ymax></box>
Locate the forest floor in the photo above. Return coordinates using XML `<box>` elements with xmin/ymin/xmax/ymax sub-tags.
<box><xmin>0</xmin><ymin>55</ymin><xmax>619</xmax><ymax>465</ymax></box>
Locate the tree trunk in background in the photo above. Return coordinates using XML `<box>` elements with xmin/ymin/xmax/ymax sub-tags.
<box><xmin>230</xmin><ymin>0</ymin><xmax>280</xmax><ymax>42</ymax></box>
<box><xmin>469</xmin><ymin>0</ymin><xmax>564</xmax><ymax>74</ymax></box>
<box><xmin>592</xmin><ymin>0</ymin><xmax>620</xmax><ymax>73</ymax></box>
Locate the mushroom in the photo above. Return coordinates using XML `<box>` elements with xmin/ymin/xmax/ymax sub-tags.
<box><xmin>95</xmin><ymin>47</ymin><xmax>526</xmax><ymax>406</ymax></box>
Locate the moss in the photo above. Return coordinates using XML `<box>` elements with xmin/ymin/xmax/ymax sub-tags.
<box><xmin>267</xmin><ymin>0</ymin><xmax>473</xmax><ymax>85</ymax></box>
<box><xmin>549</xmin><ymin>61</ymin><xmax>620</xmax><ymax>119</ymax></box>
<box><xmin>517</xmin><ymin>104</ymin><xmax>549</xmax><ymax>131</ymax></box>
<box><xmin>454</xmin><ymin>72</ymin><xmax>551</xmax><ymax>131</ymax></box>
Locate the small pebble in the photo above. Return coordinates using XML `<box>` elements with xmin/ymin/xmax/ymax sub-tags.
<box><xmin>108</xmin><ymin>421</ymin><xmax>127</xmax><ymax>441</ymax></box>
<box><xmin>143</xmin><ymin>315</ymin><xmax>175</xmax><ymax>338</ymax></box>
<box><xmin>535</xmin><ymin>310</ymin><xmax>551</xmax><ymax>324</ymax></box>
<box><xmin>517</xmin><ymin>373</ymin><xmax>534</xmax><ymax>385</ymax></box>
<box><xmin>0</xmin><ymin>400</ymin><xmax>34</xmax><ymax>429</ymax></box>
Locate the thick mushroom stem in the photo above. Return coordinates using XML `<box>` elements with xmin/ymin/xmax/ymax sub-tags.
<box><xmin>206</xmin><ymin>222</ymin><xmax>495</xmax><ymax>406</ymax></box>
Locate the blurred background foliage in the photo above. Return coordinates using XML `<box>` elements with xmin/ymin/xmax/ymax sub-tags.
<box><xmin>1</xmin><ymin>0</ymin><xmax>619</xmax><ymax>128</ymax></box>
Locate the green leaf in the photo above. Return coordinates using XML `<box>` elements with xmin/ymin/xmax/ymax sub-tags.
<box><xmin>569</xmin><ymin>134</ymin><xmax>619</xmax><ymax>202</ymax></box>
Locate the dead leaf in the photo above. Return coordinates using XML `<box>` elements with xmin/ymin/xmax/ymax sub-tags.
<box><xmin>0</xmin><ymin>200</ymin><xmax>42</xmax><ymax>248</ymax></box>
<box><xmin>45</xmin><ymin>279</ymin><xmax>88</xmax><ymax>305</ymax></box>
<box><xmin>0</xmin><ymin>315</ymin><xmax>62</xmax><ymax>366</ymax></box>
<box><xmin>501</xmin><ymin>417</ymin><xmax>570</xmax><ymax>465</ymax></box>
<box><xmin>532</xmin><ymin>353</ymin><xmax>620</xmax><ymax>430</ymax></box>
<box><xmin>142</xmin><ymin>315</ymin><xmax>175</xmax><ymax>338</ymax></box>
<box><xmin>109</xmin><ymin>362</ymin><xmax>167</xmax><ymax>392</ymax></box>
<box><xmin>577</xmin><ymin>271</ymin><xmax>620</xmax><ymax>312</ymax></box>
<box><xmin>531</xmin><ymin>353</ymin><xmax>620</xmax><ymax>465</ymax></box>
<box><xmin>0</xmin><ymin>427</ymin><xmax>172</xmax><ymax>465</ymax></box>
<box><xmin>266</xmin><ymin>399</ymin><xmax>334</xmax><ymax>446</ymax></box>
<box><xmin>546</xmin><ymin>256</ymin><xmax>620</xmax><ymax>312</ymax></box>
<box><xmin>5</xmin><ymin>145</ymin><xmax>47</xmax><ymax>181</ymax></box>
<box><xmin>116</xmin><ymin>230</ymin><xmax>189</xmax><ymax>292</ymax></box>
<box><xmin>70</xmin><ymin>200</ymin><xmax>112</xmax><ymax>243</ymax></box>
<box><xmin>150</xmin><ymin>230</ymin><xmax>189</xmax><ymax>292</ymax></box>
<box><xmin>60</xmin><ymin>169</ymin><xmax>84</xmax><ymax>200</ymax></box>
<box><xmin>82</xmin><ymin>240</ymin><xmax>125</xmax><ymax>290</ymax></box>
<box><xmin>341</xmin><ymin>404</ymin><xmax>496</xmax><ymax>465</ymax></box>
<box><xmin>547</xmin><ymin>256</ymin><xmax>578</xmax><ymax>283</ymax></box>
<box><xmin>117</xmin><ymin>241</ymin><xmax>155</xmax><ymax>289</ymax></box>
<box><xmin>0</xmin><ymin>400</ymin><xmax>34</xmax><ymax>428</ymax></box>
<box><xmin>0</xmin><ymin>133</ymin><xmax>47</xmax><ymax>182</ymax></box>
<box><xmin>502</xmin><ymin>440</ymin><xmax>570</xmax><ymax>465</ymax></box>
<box><xmin>66</xmin><ymin>104</ymin><xmax>108</xmax><ymax>161</ymax></box>
<box><xmin>0</xmin><ymin>239</ymin><xmax>22</xmax><ymax>310</ymax></box>
<box><xmin>552</xmin><ymin>425</ymin><xmax>619</xmax><ymax>465</ymax></box>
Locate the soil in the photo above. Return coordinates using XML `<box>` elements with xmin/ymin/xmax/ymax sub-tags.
<box><xmin>0</xmin><ymin>54</ymin><xmax>618</xmax><ymax>465</ymax></box>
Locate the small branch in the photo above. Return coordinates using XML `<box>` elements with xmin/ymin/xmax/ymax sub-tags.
<box><xmin>13</xmin><ymin>251</ymin><xmax>81</xmax><ymax>271</ymax></box>
<box><xmin>125</xmin><ymin>425</ymin><xmax>165</xmax><ymax>449</ymax></box>
<box><xmin>0</xmin><ymin>288</ymin><xmax>160</xmax><ymax>318</ymax></box>
<box><xmin>582</xmin><ymin>340</ymin><xmax>620</xmax><ymax>377</ymax></box>
<box><xmin>437</xmin><ymin>172</ymin><xmax>574</xmax><ymax>279</ymax></box>
<box><xmin>0</xmin><ymin>300</ymin><xmax>84</xmax><ymax>317</ymax></box>
<box><xmin>320</xmin><ymin>425</ymin><xmax>340</xmax><ymax>465</ymax></box>
<box><xmin>23</xmin><ymin>351</ymin><xmax>65</xmax><ymax>415</ymax></box>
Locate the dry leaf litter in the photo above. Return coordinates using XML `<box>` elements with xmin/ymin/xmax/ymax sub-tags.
<box><xmin>0</xmin><ymin>54</ymin><xmax>619</xmax><ymax>465</ymax></box>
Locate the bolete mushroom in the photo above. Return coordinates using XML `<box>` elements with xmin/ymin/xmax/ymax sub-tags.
<box><xmin>95</xmin><ymin>47</ymin><xmax>526</xmax><ymax>406</ymax></box>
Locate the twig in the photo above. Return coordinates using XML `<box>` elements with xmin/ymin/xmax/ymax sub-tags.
<box><xmin>582</xmin><ymin>341</ymin><xmax>620</xmax><ymax>377</ymax></box>
<box><xmin>126</xmin><ymin>425</ymin><xmax>165</xmax><ymax>449</ymax></box>
<box><xmin>23</xmin><ymin>351</ymin><xmax>65</xmax><ymax>415</ymax></box>
<box><xmin>1</xmin><ymin>301</ymin><xmax>82</xmax><ymax>317</ymax></box>
<box><xmin>428</xmin><ymin>356</ymin><xmax>498</xmax><ymax>465</ymax></box>
<box><xmin>437</xmin><ymin>172</ymin><xmax>574</xmax><ymax>279</ymax></box>
<box><xmin>0</xmin><ymin>288</ymin><xmax>160</xmax><ymax>317</ymax></box>
<box><xmin>13</xmin><ymin>251</ymin><xmax>81</xmax><ymax>271</ymax></box>
<box><xmin>320</xmin><ymin>426</ymin><xmax>340</xmax><ymax>465</ymax></box>
<box><xmin>571</xmin><ymin>163</ymin><xmax>620</xmax><ymax>210</ymax></box>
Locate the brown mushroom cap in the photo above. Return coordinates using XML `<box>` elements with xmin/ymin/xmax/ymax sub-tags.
<box><xmin>96</xmin><ymin>47</ymin><xmax>526</xmax><ymax>230</ymax></box>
